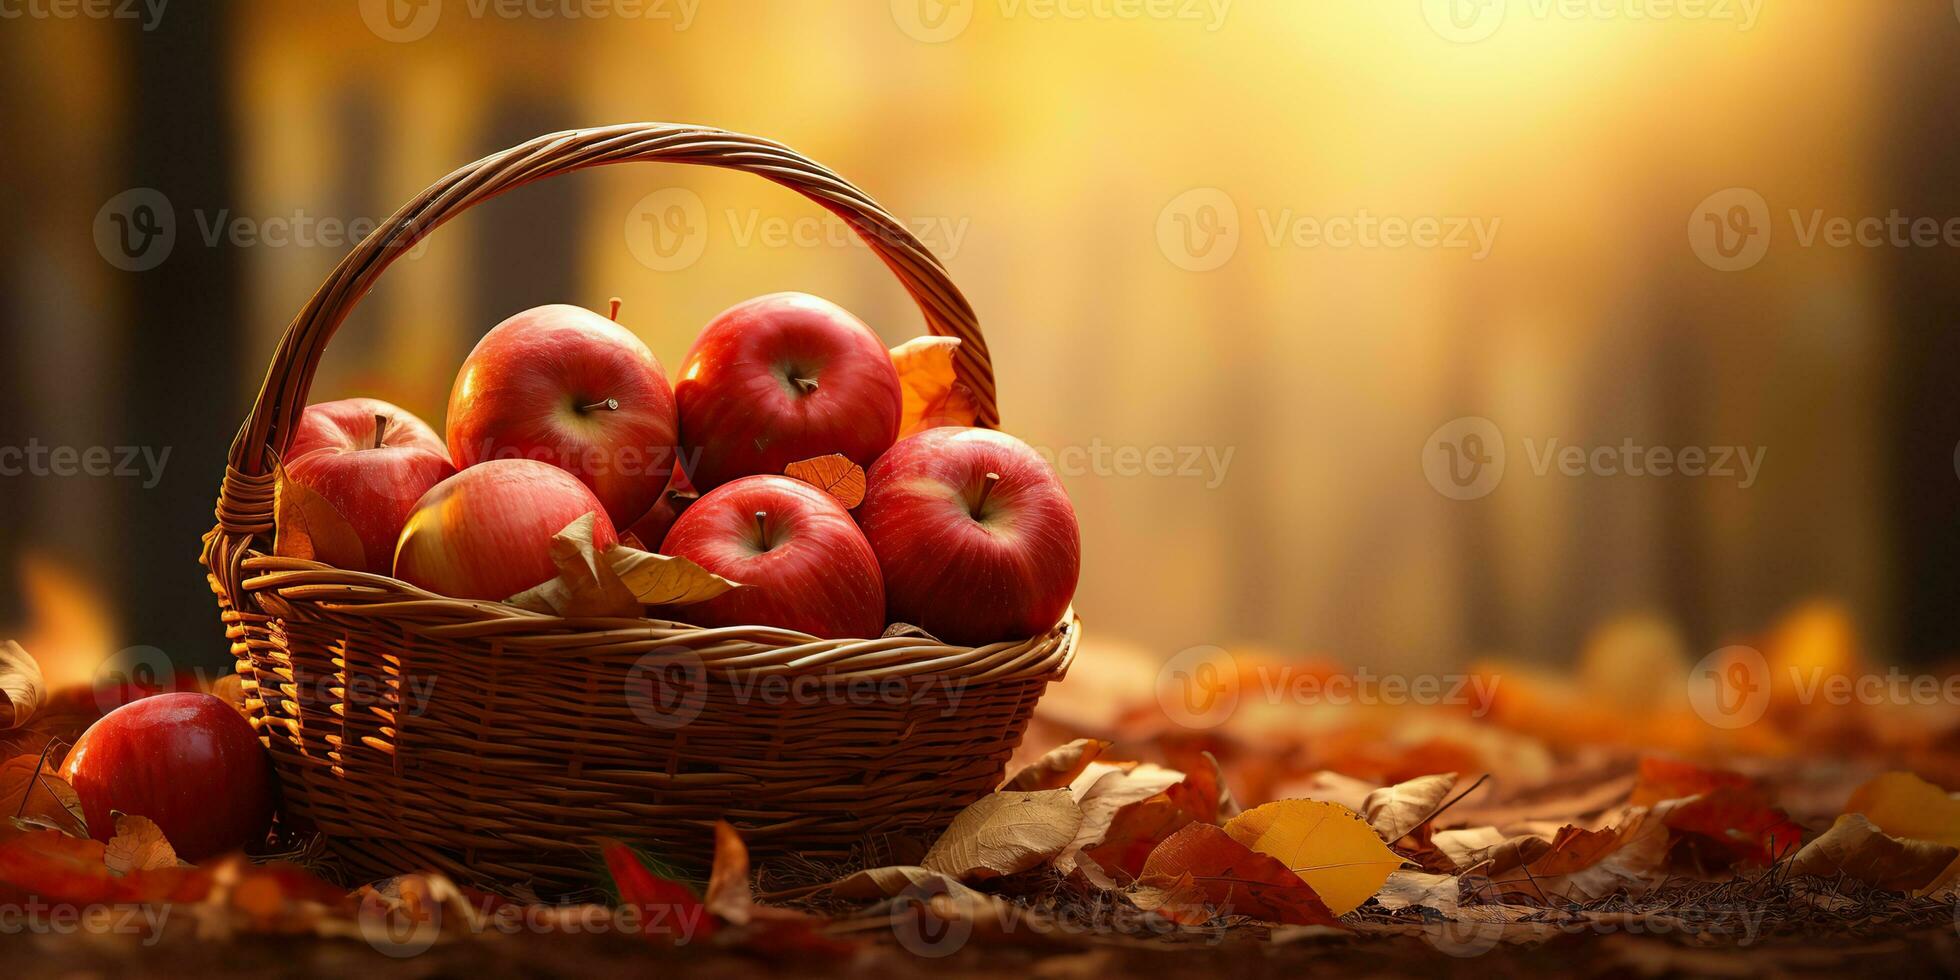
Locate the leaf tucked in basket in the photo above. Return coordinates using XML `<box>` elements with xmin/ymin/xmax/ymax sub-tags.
<box><xmin>783</xmin><ymin>454</ymin><xmax>866</xmax><ymax>509</ymax></box>
<box><xmin>507</xmin><ymin>513</ymin><xmax>743</xmax><ymax>617</ymax></box>
<box><xmin>890</xmin><ymin>335</ymin><xmax>979</xmax><ymax>438</ymax></box>
<box><xmin>0</xmin><ymin>641</ymin><xmax>43</xmax><ymax>732</ymax></box>
<box><xmin>271</xmin><ymin>471</ymin><xmax>365</xmax><ymax>569</ymax></box>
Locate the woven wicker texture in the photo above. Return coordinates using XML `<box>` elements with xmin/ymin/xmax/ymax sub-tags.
<box><xmin>202</xmin><ymin>123</ymin><xmax>1074</xmax><ymax>893</ymax></box>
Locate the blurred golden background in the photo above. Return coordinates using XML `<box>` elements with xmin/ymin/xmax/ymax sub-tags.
<box><xmin>3</xmin><ymin>0</ymin><xmax>1958</xmax><ymax>683</ymax></box>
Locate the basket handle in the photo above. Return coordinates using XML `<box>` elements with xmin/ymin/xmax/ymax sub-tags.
<box><xmin>226</xmin><ymin>122</ymin><xmax>998</xmax><ymax>483</ymax></box>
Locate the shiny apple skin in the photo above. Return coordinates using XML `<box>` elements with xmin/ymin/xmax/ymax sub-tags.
<box><xmin>674</xmin><ymin>292</ymin><xmax>902</xmax><ymax>492</ymax></box>
<box><xmin>59</xmin><ymin>692</ymin><xmax>274</xmax><ymax>862</ymax></box>
<box><xmin>659</xmin><ymin>475</ymin><xmax>885</xmax><ymax>639</ymax></box>
<box><xmin>858</xmin><ymin>427</ymin><xmax>1080</xmax><ymax>646</ymax></box>
<box><xmin>285</xmin><ymin>399</ymin><xmax>456</xmax><ymax>574</ymax></box>
<box><xmin>626</xmin><ymin>466</ymin><xmax>698</xmax><ymax>552</ymax></box>
<box><xmin>393</xmin><ymin>458</ymin><xmax>620</xmax><ymax>601</ymax></box>
<box><xmin>447</xmin><ymin>304</ymin><xmax>679</xmax><ymax>529</ymax></box>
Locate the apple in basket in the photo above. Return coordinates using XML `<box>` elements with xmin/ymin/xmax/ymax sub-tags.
<box><xmin>447</xmin><ymin>303</ymin><xmax>679</xmax><ymax>529</ymax></box>
<box><xmin>859</xmin><ymin>427</ymin><xmax>1080</xmax><ymax>646</ymax></box>
<box><xmin>394</xmin><ymin>458</ymin><xmax>619</xmax><ymax>601</ymax></box>
<box><xmin>278</xmin><ymin>398</ymin><xmax>456</xmax><ymax>575</ymax></box>
<box><xmin>659</xmin><ymin>474</ymin><xmax>885</xmax><ymax>639</ymax></box>
<box><xmin>674</xmin><ymin>292</ymin><xmax>903</xmax><ymax>492</ymax></box>
<box><xmin>60</xmin><ymin>692</ymin><xmax>274</xmax><ymax>861</ymax></box>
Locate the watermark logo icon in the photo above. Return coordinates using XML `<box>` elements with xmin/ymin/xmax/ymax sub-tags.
<box><xmin>361</xmin><ymin>0</ymin><xmax>442</xmax><ymax>42</ymax></box>
<box><xmin>892</xmin><ymin>0</ymin><xmax>974</xmax><ymax>42</ymax></box>
<box><xmin>1689</xmin><ymin>187</ymin><xmax>1771</xmax><ymax>272</ymax></box>
<box><xmin>625</xmin><ymin>648</ymin><xmax>708</xmax><ymax>730</ymax></box>
<box><xmin>625</xmin><ymin>188</ymin><xmax>708</xmax><ymax>272</ymax></box>
<box><xmin>94</xmin><ymin>188</ymin><xmax>175</xmax><ymax>272</ymax></box>
<box><xmin>1688</xmin><ymin>645</ymin><xmax>1771</xmax><ymax>729</ymax></box>
<box><xmin>357</xmin><ymin>887</ymin><xmax>442</xmax><ymax>958</ymax></box>
<box><xmin>890</xmin><ymin>879</ymin><xmax>974</xmax><ymax>957</ymax></box>
<box><xmin>90</xmin><ymin>646</ymin><xmax>176</xmax><ymax>714</ymax></box>
<box><xmin>1421</xmin><ymin>0</ymin><xmax>1505</xmax><ymax>43</ymax></box>
<box><xmin>1422</xmin><ymin>416</ymin><xmax>1506</xmax><ymax>500</ymax></box>
<box><xmin>1156</xmin><ymin>645</ymin><xmax>1239</xmax><ymax>730</ymax></box>
<box><xmin>1157</xmin><ymin>188</ymin><xmax>1240</xmax><ymax>272</ymax></box>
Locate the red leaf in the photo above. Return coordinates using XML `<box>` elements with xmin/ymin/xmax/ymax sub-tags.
<box><xmin>1137</xmin><ymin>823</ymin><xmax>1341</xmax><ymax>927</ymax></box>
<box><xmin>598</xmin><ymin>839</ymin><xmax>714</xmax><ymax>945</ymax></box>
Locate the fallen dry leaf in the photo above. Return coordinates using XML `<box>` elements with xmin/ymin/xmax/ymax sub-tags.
<box><xmin>782</xmin><ymin>454</ymin><xmax>867</xmax><ymax>509</ymax></box>
<box><xmin>1788</xmin><ymin>813</ymin><xmax>1958</xmax><ymax>891</ymax></box>
<box><xmin>705</xmin><ymin>819</ymin><xmax>751</xmax><ymax>925</ymax></box>
<box><xmin>1842</xmin><ymin>771</ymin><xmax>1960</xmax><ymax>891</ymax></box>
<box><xmin>1056</xmin><ymin>762</ymin><xmax>1185</xmax><ymax>871</ymax></box>
<box><xmin>598</xmin><ymin>838</ymin><xmax>715</xmax><ymax>945</ymax></box>
<box><xmin>104</xmin><ymin>813</ymin><xmax>184</xmax><ymax>875</ymax></box>
<box><xmin>0</xmin><ymin>641</ymin><xmax>43</xmax><ymax>731</ymax></box>
<box><xmin>922</xmin><ymin>789</ymin><xmax>1083</xmax><ymax>880</ymax></box>
<box><xmin>889</xmin><ymin>335</ymin><xmax>978</xmax><ymax>437</ymax></box>
<box><xmin>1138</xmin><ymin>822</ymin><xmax>1341</xmax><ymax>926</ymax></box>
<box><xmin>1223</xmin><ymin>800</ymin><xmax>1405</xmax><ymax>916</ymax></box>
<box><xmin>0</xmin><ymin>752</ymin><xmax>87</xmax><ymax>838</ymax></box>
<box><xmin>1003</xmin><ymin>738</ymin><xmax>1112</xmax><ymax>792</ymax></box>
<box><xmin>1361</xmin><ymin>772</ymin><xmax>1457</xmax><ymax>843</ymax></box>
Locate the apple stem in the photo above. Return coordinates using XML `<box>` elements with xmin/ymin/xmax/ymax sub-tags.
<box><xmin>792</xmin><ymin>377</ymin><xmax>820</xmax><ymax>394</ymax></box>
<box><xmin>608</xmin><ymin>297</ymin><xmax>623</xmax><ymax>321</ymax></box>
<box><xmin>373</xmin><ymin>414</ymin><xmax>388</xmax><ymax>450</ymax></box>
<box><xmin>753</xmin><ymin>510</ymin><xmax>769</xmax><ymax>547</ymax></box>
<box><xmin>974</xmin><ymin>471</ymin><xmax>1002</xmax><ymax>515</ymax></box>
<box><xmin>580</xmin><ymin>398</ymin><xmax>621</xmax><ymax>413</ymax></box>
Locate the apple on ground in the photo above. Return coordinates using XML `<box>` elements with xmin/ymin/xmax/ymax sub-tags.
<box><xmin>658</xmin><ymin>474</ymin><xmax>885</xmax><ymax>639</ymax></box>
<box><xmin>447</xmin><ymin>303</ymin><xmax>679</xmax><ymax>529</ymax></box>
<box><xmin>60</xmin><ymin>692</ymin><xmax>274</xmax><ymax>862</ymax></box>
<box><xmin>674</xmin><ymin>292</ymin><xmax>902</xmax><ymax>492</ymax></box>
<box><xmin>858</xmin><ymin>427</ymin><xmax>1080</xmax><ymax>646</ymax></box>
<box><xmin>280</xmin><ymin>398</ymin><xmax>456</xmax><ymax>575</ymax></box>
<box><xmin>393</xmin><ymin>458</ymin><xmax>620</xmax><ymax>601</ymax></box>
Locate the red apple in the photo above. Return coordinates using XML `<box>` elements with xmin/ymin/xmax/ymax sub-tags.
<box><xmin>281</xmin><ymin>398</ymin><xmax>456</xmax><ymax>574</ymax></box>
<box><xmin>659</xmin><ymin>475</ymin><xmax>884</xmax><ymax>639</ymax></box>
<box><xmin>447</xmin><ymin>303</ymin><xmax>678</xmax><ymax>528</ymax></box>
<box><xmin>675</xmin><ymin>292</ymin><xmax>902</xmax><ymax>491</ymax></box>
<box><xmin>858</xmin><ymin>428</ymin><xmax>1080</xmax><ymax>646</ymax></box>
<box><xmin>59</xmin><ymin>692</ymin><xmax>274</xmax><ymax>861</ymax></box>
<box><xmin>626</xmin><ymin>466</ymin><xmax>699</xmax><ymax>552</ymax></box>
<box><xmin>394</xmin><ymin>458</ymin><xmax>620</xmax><ymax>601</ymax></box>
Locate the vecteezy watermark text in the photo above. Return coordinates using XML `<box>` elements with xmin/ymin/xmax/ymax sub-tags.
<box><xmin>360</xmin><ymin>0</ymin><xmax>700</xmax><ymax>42</ymax></box>
<box><xmin>890</xmin><ymin>0</ymin><xmax>1232</xmax><ymax>44</ymax></box>
<box><xmin>1155</xmin><ymin>645</ymin><xmax>1500</xmax><ymax>730</ymax></box>
<box><xmin>0</xmin><ymin>441</ymin><xmax>170</xmax><ymax>489</ymax></box>
<box><xmin>1157</xmin><ymin>188</ymin><xmax>1500</xmax><ymax>272</ymax></box>
<box><xmin>0</xmin><ymin>0</ymin><xmax>167</xmax><ymax>30</ymax></box>
<box><xmin>1423</xmin><ymin>417</ymin><xmax>1765</xmax><ymax>500</ymax></box>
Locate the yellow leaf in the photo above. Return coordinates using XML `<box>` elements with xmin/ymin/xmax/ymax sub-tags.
<box><xmin>0</xmin><ymin>641</ymin><xmax>43</xmax><ymax>731</ymax></box>
<box><xmin>921</xmin><ymin>789</ymin><xmax>1082</xmax><ymax>880</ymax></box>
<box><xmin>889</xmin><ymin>335</ymin><xmax>978</xmax><ymax>438</ymax></box>
<box><xmin>609</xmin><ymin>546</ymin><xmax>744</xmax><ymax>606</ymax></box>
<box><xmin>104</xmin><ymin>813</ymin><xmax>185</xmax><ymax>874</ymax></box>
<box><xmin>1842</xmin><ymin>771</ymin><xmax>1960</xmax><ymax>891</ymax></box>
<box><xmin>1789</xmin><ymin>813</ymin><xmax>1958</xmax><ymax>892</ymax></box>
<box><xmin>1223</xmin><ymin>800</ymin><xmax>1405</xmax><ymax>916</ymax></box>
<box><xmin>782</xmin><ymin>454</ymin><xmax>867</xmax><ymax>509</ymax></box>
<box><xmin>507</xmin><ymin>514</ymin><xmax>743</xmax><ymax>615</ymax></box>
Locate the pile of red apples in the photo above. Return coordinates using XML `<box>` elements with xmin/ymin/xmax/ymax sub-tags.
<box><xmin>283</xmin><ymin>293</ymin><xmax>1081</xmax><ymax>646</ymax></box>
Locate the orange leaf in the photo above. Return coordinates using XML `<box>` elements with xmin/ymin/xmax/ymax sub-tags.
<box><xmin>104</xmin><ymin>814</ymin><xmax>183</xmax><ymax>874</ymax></box>
<box><xmin>782</xmin><ymin>454</ymin><xmax>867</xmax><ymax>509</ymax></box>
<box><xmin>1138</xmin><ymin>822</ymin><xmax>1341</xmax><ymax>927</ymax></box>
<box><xmin>598</xmin><ymin>839</ymin><xmax>714</xmax><ymax>945</ymax></box>
<box><xmin>272</xmin><ymin>473</ymin><xmax>366</xmax><ymax>569</ymax></box>
<box><xmin>889</xmin><ymin>335</ymin><xmax>979</xmax><ymax>437</ymax></box>
<box><xmin>1628</xmin><ymin>756</ymin><xmax>1754</xmax><ymax>807</ymax></box>
<box><xmin>706</xmin><ymin>820</ymin><xmax>751</xmax><ymax>925</ymax></box>
<box><xmin>1525</xmin><ymin>825</ymin><xmax>1623</xmax><ymax>877</ymax></box>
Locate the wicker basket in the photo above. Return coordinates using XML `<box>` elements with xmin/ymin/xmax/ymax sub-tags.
<box><xmin>200</xmin><ymin>123</ymin><xmax>1077</xmax><ymax>893</ymax></box>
